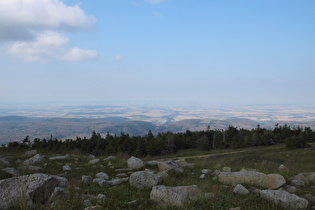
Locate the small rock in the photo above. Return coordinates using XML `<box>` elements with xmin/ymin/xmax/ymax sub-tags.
<box><xmin>222</xmin><ymin>167</ymin><xmax>231</xmax><ymax>172</ymax></box>
<box><xmin>175</xmin><ymin>159</ymin><xmax>194</xmax><ymax>168</ymax></box>
<box><xmin>2</xmin><ymin>168</ymin><xmax>18</xmax><ymax>177</ymax></box>
<box><xmin>82</xmin><ymin>176</ymin><xmax>92</xmax><ymax>183</ymax></box>
<box><xmin>201</xmin><ymin>169</ymin><xmax>212</xmax><ymax>174</ymax></box>
<box><xmin>199</xmin><ymin>174</ymin><xmax>206</xmax><ymax>179</ymax></box>
<box><xmin>95</xmin><ymin>172</ymin><xmax>109</xmax><ymax>180</ymax></box>
<box><xmin>85</xmin><ymin>206</ymin><xmax>102</xmax><ymax>210</ymax></box>
<box><xmin>49</xmin><ymin>154</ymin><xmax>69</xmax><ymax>160</ymax></box>
<box><xmin>63</xmin><ymin>165</ymin><xmax>72</xmax><ymax>171</ymax></box>
<box><xmin>229</xmin><ymin>207</ymin><xmax>241</xmax><ymax>210</ymax></box>
<box><xmin>146</xmin><ymin>160</ymin><xmax>160</xmax><ymax>166</ymax></box>
<box><xmin>212</xmin><ymin>170</ymin><xmax>221</xmax><ymax>176</ymax></box>
<box><xmin>116</xmin><ymin>173</ymin><xmax>128</xmax><ymax>178</ymax></box>
<box><xmin>280</xmin><ymin>184</ymin><xmax>297</xmax><ymax>193</ymax></box>
<box><xmin>233</xmin><ymin>184</ymin><xmax>249</xmax><ymax>195</ymax></box>
<box><xmin>20</xmin><ymin>165</ymin><xmax>42</xmax><ymax>172</ymax></box>
<box><xmin>96</xmin><ymin>194</ymin><xmax>106</xmax><ymax>200</ymax></box>
<box><xmin>88</xmin><ymin>155</ymin><xmax>96</xmax><ymax>159</ymax></box>
<box><xmin>88</xmin><ymin>159</ymin><xmax>100</xmax><ymax>165</ymax></box>
<box><xmin>278</xmin><ymin>164</ymin><xmax>289</xmax><ymax>173</ymax></box>
<box><xmin>204</xmin><ymin>193</ymin><xmax>215</xmax><ymax>199</ymax></box>
<box><xmin>0</xmin><ymin>158</ymin><xmax>11</xmax><ymax>167</ymax></box>
<box><xmin>103</xmin><ymin>156</ymin><xmax>116</xmax><ymax>161</ymax></box>
<box><xmin>127</xmin><ymin>200</ymin><xmax>139</xmax><ymax>205</ymax></box>
<box><xmin>83</xmin><ymin>200</ymin><xmax>93</xmax><ymax>208</ymax></box>
<box><xmin>158</xmin><ymin>160</ymin><xmax>184</xmax><ymax>174</ymax></box>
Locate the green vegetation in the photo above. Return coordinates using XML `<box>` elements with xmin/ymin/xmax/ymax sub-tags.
<box><xmin>2</xmin><ymin>124</ymin><xmax>314</xmax><ymax>156</ymax></box>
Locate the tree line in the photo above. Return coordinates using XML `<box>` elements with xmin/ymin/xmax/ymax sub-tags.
<box><xmin>2</xmin><ymin>124</ymin><xmax>314</xmax><ymax>156</ymax></box>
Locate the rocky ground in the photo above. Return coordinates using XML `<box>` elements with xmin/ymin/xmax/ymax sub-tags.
<box><xmin>1</xmin><ymin>146</ymin><xmax>315</xmax><ymax>209</ymax></box>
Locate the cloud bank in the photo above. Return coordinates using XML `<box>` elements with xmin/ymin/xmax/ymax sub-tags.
<box><xmin>0</xmin><ymin>0</ymin><xmax>97</xmax><ymax>62</ymax></box>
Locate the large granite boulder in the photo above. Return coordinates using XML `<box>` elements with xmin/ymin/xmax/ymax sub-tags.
<box><xmin>0</xmin><ymin>158</ymin><xmax>11</xmax><ymax>168</ymax></box>
<box><xmin>129</xmin><ymin>170</ymin><xmax>161</xmax><ymax>189</ymax></box>
<box><xmin>0</xmin><ymin>173</ymin><xmax>68</xmax><ymax>209</ymax></box>
<box><xmin>218</xmin><ymin>170</ymin><xmax>285</xmax><ymax>189</ymax></box>
<box><xmin>259</xmin><ymin>189</ymin><xmax>308</xmax><ymax>209</ymax></box>
<box><xmin>127</xmin><ymin>156</ymin><xmax>145</xmax><ymax>170</ymax></box>
<box><xmin>150</xmin><ymin>185</ymin><xmax>204</xmax><ymax>207</ymax></box>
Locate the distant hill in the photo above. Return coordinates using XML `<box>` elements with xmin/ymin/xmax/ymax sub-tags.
<box><xmin>0</xmin><ymin>116</ymin><xmax>314</xmax><ymax>144</ymax></box>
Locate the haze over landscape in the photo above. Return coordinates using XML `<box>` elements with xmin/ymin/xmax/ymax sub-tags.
<box><xmin>0</xmin><ymin>0</ymin><xmax>315</xmax><ymax>143</ymax></box>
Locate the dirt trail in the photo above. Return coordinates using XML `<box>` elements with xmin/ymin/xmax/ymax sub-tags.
<box><xmin>179</xmin><ymin>150</ymin><xmax>248</xmax><ymax>160</ymax></box>
<box><xmin>158</xmin><ymin>150</ymin><xmax>247</xmax><ymax>161</ymax></box>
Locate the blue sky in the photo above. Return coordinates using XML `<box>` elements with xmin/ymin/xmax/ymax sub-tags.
<box><xmin>0</xmin><ymin>0</ymin><xmax>314</xmax><ymax>105</ymax></box>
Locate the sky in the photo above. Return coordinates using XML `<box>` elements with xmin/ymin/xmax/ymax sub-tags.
<box><xmin>0</xmin><ymin>0</ymin><xmax>314</xmax><ymax>106</ymax></box>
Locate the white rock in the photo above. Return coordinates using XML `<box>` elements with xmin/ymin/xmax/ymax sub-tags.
<box><xmin>88</xmin><ymin>159</ymin><xmax>100</xmax><ymax>165</ymax></box>
<box><xmin>0</xmin><ymin>173</ymin><xmax>68</xmax><ymax>209</ymax></box>
<box><xmin>201</xmin><ymin>169</ymin><xmax>212</xmax><ymax>174</ymax></box>
<box><xmin>63</xmin><ymin>165</ymin><xmax>72</xmax><ymax>171</ymax></box>
<box><xmin>129</xmin><ymin>171</ymin><xmax>161</xmax><ymax>189</ymax></box>
<box><xmin>127</xmin><ymin>156</ymin><xmax>145</xmax><ymax>170</ymax></box>
<box><xmin>222</xmin><ymin>166</ymin><xmax>231</xmax><ymax>172</ymax></box>
<box><xmin>49</xmin><ymin>154</ymin><xmax>69</xmax><ymax>160</ymax></box>
<box><xmin>150</xmin><ymin>185</ymin><xmax>204</xmax><ymax>207</ymax></box>
<box><xmin>260</xmin><ymin>189</ymin><xmax>308</xmax><ymax>209</ymax></box>
<box><xmin>95</xmin><ymin>172</ymin><xmax>109</xmax><ymax>180</ymax></box>
<box><xmin>233</xmin><ymin>184</ymin><xmax>249</xmax><ymax>195</ymax></box>
<box><xmin>200</xmin><ymin>174</ymin><xmax>206</xmax><ymax>179</ymax></box>
<box><xmin>278</xmin><ymin>164</ymin><xmax>289</xmax><ymax>173</ymax></box>
<box><xmin>23</xmin><ymin>154</ymin><xmax>44</xmax><ymax>165</ymax></box>
<box><xmin>22</xmin><ymin>150</ymin><xmax>37</xmax><ymax>158</ymax></box>
<box><xmin>82</xmin><ymin>176</ymin><xmax>92</xmax><ymax>183</ymax></box>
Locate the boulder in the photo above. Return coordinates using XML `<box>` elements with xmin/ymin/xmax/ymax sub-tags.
<box><xmin>127</xmin><ymin>156</ymin><xmax>145</xmax><ymax>170</ymax></box>
<box><xmin>260</xmin><ymin>189</ymin><xmax>308</xmax><ymax>209</ymax></box>
<box><xmin>0</xmin><ymin>173</ymin><xmax>68</xmax><ymax>209</ymax></box>
<box><xmin>129</xmin><ymin>171</ymin><xmax>161</xmax><ymax>189</ymax></box>
<box><xmin>218</xmin><ymin>171</ymin><xmax>285</xmax><ymax>189</ymax></box>
<box><xmin>95</xmin><ymin>172</ymin><xmax>109</xmax><ymax>180</ymax></box>
<box><xmin>150</xmin><ymin>185</ymin><xmax>204</xmax><ymax>207</ymax></box>
<box><xmin>289</xmin><ymin>173</ymin><xmax>309</xmax><ymax>187</ymax></box>
<box><xmin>146</xmin><ymin>160</ymin><xmax>160</xmax><ymax>166</ymax></box>
<box><xmin>49</xmin><ymin>154</ymin><xmax>69</xmax><ymax>160</ymax></box>
<box><xmin>233</xmin><ymin>184</ymin><xmax>249</xmax><ymax>195</ymax></box>
<box><xmin>23</xmin><ymin>154</ymin><xmax>44</xmax><ymax>165</ymax></box>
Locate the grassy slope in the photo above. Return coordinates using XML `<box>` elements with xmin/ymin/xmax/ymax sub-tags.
<box><xmin>1</xmin><ymin>143</ymin><xmax>315</xmax><ymax>209</ymax></box>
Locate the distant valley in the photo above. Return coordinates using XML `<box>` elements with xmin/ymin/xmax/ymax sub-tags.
<box><xmin>0</xmin><ymin>104</ymin><xmax>315</xmax><ymax>144</ymax></box>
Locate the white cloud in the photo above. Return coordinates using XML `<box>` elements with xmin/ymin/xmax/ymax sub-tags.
<box><xmin>62</xmin><ymin>47</ymin><xmax>97</xmax><ymax>62</ymax></box>
<box><xmin>0</xmin><ymin>0</ymin><xmax>97</xmax><ymax>62</ymax></box>
<box><xmin>6</xmin><ymin>31</ymin><xmax>97</xmax><ymax>62</ymax></box>
<box><xmin>145</xmin><ymin>0</ymin><xmax>166</xmax><ymax>4</ymax></box>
